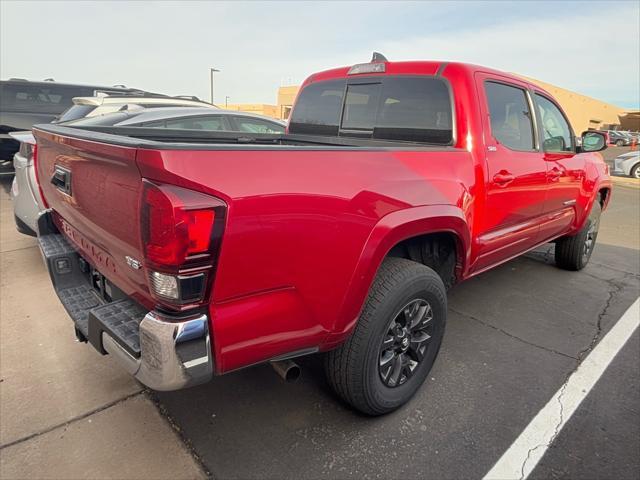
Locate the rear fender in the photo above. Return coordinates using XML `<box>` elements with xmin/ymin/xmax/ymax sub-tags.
<box><xmin>329</xmin><ymin>205</ymin><xmax>470</xmax><ymax>344</ymax></box>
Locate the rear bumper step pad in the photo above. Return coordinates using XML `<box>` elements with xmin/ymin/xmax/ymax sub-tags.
<box><xmin>38</xmin><ymin>233</ymin><xmax>145</xmax><ymax>357</ymax></box>
<box><xmin>38</xmin><ymin>230</ymin><xmax>214</xmax><ymax>390</ymax></box>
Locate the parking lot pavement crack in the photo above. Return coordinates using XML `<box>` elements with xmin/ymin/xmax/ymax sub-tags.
<box><xmin>0</xmin><ymin>390</ymin><xmax>144</xmax><ymax>450</ymax></box>
<box><xmin>588</xmin><ymin>261</ymin><xmax>640</xmax><ymax>279</ymax></box>
<box><xmin>449</xmin><ymin>308</ymin><xmax>578</xmax><ymax>360</ymax></box>
<box><xmin>517</xmin><ymin>280</ymin><xmax>627</xmax><ymax>479</ymax></box>
<box><xmin>519</xmin><ymin>381</ymin><xmax>569</xmax><ymax>480</ymax></box>
<box><xmin>576</xmin><ymin>280</ymin><xmax>624</xmax><ymax>362</ymax></box>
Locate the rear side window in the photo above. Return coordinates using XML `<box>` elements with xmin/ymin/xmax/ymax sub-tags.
<box><xmin>142</xmin><ymin>116</ymin><xmax>229</xmax><ymax>131</ymax></box>
<box><xmin>289</xmin><ymin>76</ymin><xmax>453</xmax><ymax>144</ymax></box>
<box><xmin>56</xmin><ymin>104</ymin><xmax>97</xmax><ymax>122</ymax></box>
<box><xmin>233</xmin><ymin>117</ymin><xmax>285</xmax><ymax>134</ymax></box>
<box><xmin>62</xmin><ymin>111</ymin><xmax>130</xmax><ymax>126</ymax></box>
<box><xmin>137</xmin><ymin>103</ymin><xmax>203</xmax><ymax>109</ymax></box>
<box><xmin>485</xmin><ymin>81</ymin><xmax>535</xmax><ymax>151</ymax></box>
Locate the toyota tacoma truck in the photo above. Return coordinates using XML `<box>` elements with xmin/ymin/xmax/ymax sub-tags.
<box><xmin>33</xmin><ymin>56</ymin><xmax>611</xmax><ymax>415</ymax></box>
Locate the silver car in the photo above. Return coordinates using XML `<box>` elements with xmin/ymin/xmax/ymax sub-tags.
<box><xmin>612</xmin><ymin>150</ymin><xmax>640</xmax><ymax>179</ymax></box>
<box><xmin>9</xmin><ymin>131</ymin><xmax>43</xmax><ymax>236</ymax></box>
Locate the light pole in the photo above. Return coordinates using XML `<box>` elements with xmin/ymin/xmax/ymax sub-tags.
<box><xmin>209</xmin><ymin>67</ymin><xmax>220</xmax><ymax>105</ymax></box>
<box><xmin>225</xmin><ymin>96</ymin><xmax>230</xmax><ymax>108</ymax></box>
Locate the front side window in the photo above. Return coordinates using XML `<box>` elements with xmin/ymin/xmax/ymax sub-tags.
<box><xmin>289</xmin><ymin>76</ymin><xmax>453</xmax><ymax>144</ymax></box>
<box><xmin>485</xmin><ymin>81</ymin><xmax>535</xmax><ymax>151</ymax></box>
<box><xmin>535</xmin><ymin>94</ymin><xmax>573</xmax><ymax>153</ymax></box>
<box><xmin>145</xmin><ymin>116</ymin><xmax>228</xmax><ymax>131</ymax></box>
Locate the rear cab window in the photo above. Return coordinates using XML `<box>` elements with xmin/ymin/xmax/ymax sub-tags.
<box><xmin>289</xmin><ymin>76</ymin><xmax>454</xmax><ymax>145</ymax></box>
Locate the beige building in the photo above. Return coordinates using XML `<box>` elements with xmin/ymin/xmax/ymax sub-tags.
<box><xmin>222</xmin><ymin>103</ymin><xmax>279</xmax><ymax>119</ymax></box>
<box><xmin>227</xmin><ymin>78</ymin><xmax>638</xmax><ymax>133</ymax></box>
<box><xmin>277</xmin><ymin>86</ymin><xmax>299</xmax><ymax>119</ymax></box>
<box><xmin>519</xmin><ymin>75</ymin><xmax>638</xmax><ymax>133</ymax></box>
<box><xmin>224</xmin><ymin>85</ymin><xmax>300</xmax><ymax>121</ymax></box>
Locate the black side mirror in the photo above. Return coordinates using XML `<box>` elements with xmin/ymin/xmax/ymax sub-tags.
<box><xmin>580</xmin><ymin>131</ymin><xmax>607</xmax><ymax>153</ymax></box>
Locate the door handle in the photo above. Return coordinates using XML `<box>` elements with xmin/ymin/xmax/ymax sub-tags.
<box><xmin>493</xmin><ymin>171</ymin><xmax>515</xmax><ymax>186</ymax></box>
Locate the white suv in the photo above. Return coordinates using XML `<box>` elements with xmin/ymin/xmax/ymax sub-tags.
<box><xmin>56</xmin><ymin>94</ymin><xmax>216</xmax><ymax>123</ymax></box>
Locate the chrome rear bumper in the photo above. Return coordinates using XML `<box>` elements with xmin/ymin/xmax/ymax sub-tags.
<box><xmin>102</xmin><ymin>311</ymin><xmax>213</xmax><ymax>391</ymax></box>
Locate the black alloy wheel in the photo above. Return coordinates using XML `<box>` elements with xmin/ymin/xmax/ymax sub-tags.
<box><xmin>379</xmin><ymin>298</ymin><xmax>434</xmax><ymax>387</ymax></box>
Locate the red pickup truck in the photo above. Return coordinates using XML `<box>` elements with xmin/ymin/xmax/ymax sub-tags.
<box><xmin>33</xmin><ymin>56</ymin><xmax>611</xmax><ymax>415</ymax></box>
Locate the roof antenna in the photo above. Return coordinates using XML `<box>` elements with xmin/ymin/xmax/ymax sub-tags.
<box><xmin>371</xmin><ymin>52</ymin><xmax>388</xmax><ymax>63</ymax></box>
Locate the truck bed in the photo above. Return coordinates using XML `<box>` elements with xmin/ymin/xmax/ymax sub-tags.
<box><xmin>33</xmin><ymin>122</ymin><xmax>473</xmax><ymax>372</ymax></box>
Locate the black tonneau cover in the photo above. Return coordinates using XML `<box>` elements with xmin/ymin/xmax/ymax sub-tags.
<box><xmin>33</xmin><ymin>123</ymin><xmax>461</xmax><ymax>152</ymax></box>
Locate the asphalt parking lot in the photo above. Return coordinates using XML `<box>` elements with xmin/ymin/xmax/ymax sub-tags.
<box><xmin>0</xmin><ymin>155</ymin><xmax>638</xmax><ymax>479</ymax></box>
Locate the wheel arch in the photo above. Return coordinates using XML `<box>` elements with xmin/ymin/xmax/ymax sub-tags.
<box><xmin>328</xmin><ymin>205</ymin><xmax>470</xmax><ymax>345</ymax></box>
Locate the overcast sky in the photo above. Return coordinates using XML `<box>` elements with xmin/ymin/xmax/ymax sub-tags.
<box><xmin>1</xmin><ymin>1</ymin><xmax>639</xmax><ymax>108</ymax></box>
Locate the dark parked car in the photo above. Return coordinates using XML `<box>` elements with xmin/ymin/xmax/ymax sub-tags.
<box><xmin>606</xmin><ymin>130</ymin><xmax>631</xmax><ymax>147</ymax></box>
<box><xmin>0</xmin><ymin>79</ymin><xmax>148</xmax><ymax>175</ymax></box>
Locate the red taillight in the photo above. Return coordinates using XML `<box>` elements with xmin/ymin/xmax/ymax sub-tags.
<box><xmin>141</xmin><ymin>180</ymin><xmax>226</xmax><ymax>308</ymax></box>
<box><xmin>142</xmin><ymin>180</ymin><xmax>223</xmax><ymax>267</ymax></box>
<box><xmin>32</xmin><ymin>144</ymin><xmax>49</xmax><ymax>208</ymax></box>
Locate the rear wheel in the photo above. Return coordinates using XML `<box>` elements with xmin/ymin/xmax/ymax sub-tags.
<box><xmin>615</xmin><ymin>139</ymin><xmax>624</xmax><ymax>147</ymax></box>
<box><xmin>555</xmin><ymin>201</ymin><xmax>601</xmax><ymax>271</ymax></box>
<box><xmin>325</xmin><ymin>257</ymin><xmax>446</xmax><ymax>415</ymax></box>
<box><xmin>631</xmin><ymin>163</ymin><xmax>640</xmax><ymax>179</ymax></box>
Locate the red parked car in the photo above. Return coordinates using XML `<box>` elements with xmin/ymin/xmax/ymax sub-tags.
<box><xmin>33</xmin><ymin>55</ymin><xmax>610</xmax><ymax>415</ymax></box>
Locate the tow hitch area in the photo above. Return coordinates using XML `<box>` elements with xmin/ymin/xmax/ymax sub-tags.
<box><xmin>38</xmin><ymin>232</ymin><xmax>146</xmax><ymax>356</ymax></box>
<box><xmin>37</xmin><ymin>229</ymin><xmax>214</xmax><ymax>391</ymax></box>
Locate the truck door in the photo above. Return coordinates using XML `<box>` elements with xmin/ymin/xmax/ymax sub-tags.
<box><xmin>472</xmin><ymin>74</ymin><xmax>547</xmax><ymax>273</ymax></box>
<box><xmin>531</xmin><ymin>92</ymin><xmax>584</xmax><ymax>241</ymax></box>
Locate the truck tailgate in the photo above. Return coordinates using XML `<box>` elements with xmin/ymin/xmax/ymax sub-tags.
<box><xmin>34</xmin><ymin>128</ymin><xmax>150</xmax><ymax>307</ymax></box>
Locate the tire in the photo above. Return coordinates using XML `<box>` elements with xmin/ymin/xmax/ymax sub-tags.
<box><xmin>615</xmin><ymin>139</ymin><xmax>624</xmax><ymax>147</ymax></box>
<box><xmin>631</xmin><ymin>163</ymin><xmax>640</xmax><ymax>179</ymax></box>
<box><xmin>555</xmin><ymin>201</ymin><xmax>601</xmax><ymax>271</ymax></box>
<box><xmin>325</xmin><ymin>257</ymin><xmax>447</xmax><ymax>415</ymax></box>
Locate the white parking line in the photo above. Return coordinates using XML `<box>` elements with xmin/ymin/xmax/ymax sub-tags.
<box><xmin>483</xmin><ymin>297</ymin><xmax>640</xmax><ymax>480</ymax></box>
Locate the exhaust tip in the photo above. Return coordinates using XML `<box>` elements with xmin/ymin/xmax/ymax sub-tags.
<box><xmin>271</xmin><ymin>359</ymin><xmax>301</xmax><ymax>383</ymax></box>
